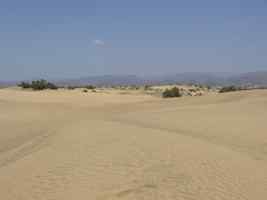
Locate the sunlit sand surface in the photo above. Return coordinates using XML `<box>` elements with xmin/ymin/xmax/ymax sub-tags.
<box><xmin>1</xmin><ymin>88</ymin><xmax>267</xmax><ymax>199</ymax></box>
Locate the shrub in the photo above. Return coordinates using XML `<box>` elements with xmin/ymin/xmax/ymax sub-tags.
<box><xmin>189</xmin><ymin>88</ymin><xmax>196</xmax><ymax>92</ymax></box>
<box><xmin>85</xmin><ymin>85</ymin><xmax>96</xmax><ymax>90</ymax></box>
<box><xmin>219</xmin><ymin>86</ymin><xmax>240</xmax><ymax>93</ymax></box>
<box><xmin>144</xmin><ymin>85</ymin><xmax>151</xmax><ymax>90</ymax></box>
<box><xmin>83</xmin><ymin>89</ymin><xmax>88</xmax><ymax>93</ymax></box>
<box><xmin>46</xmin><ymin>82</ymin><xmax>58</xmax><ymax>90</ymax></box>
<box><xmin>18</xmin><ymin>79</ymin><xmax>58</xmax><ymax>90</ymax></box>
<box><xmin>31</xmin><ymin>80</ymin><xmax>58</xmax><ymax>90</ymax></box>
<box><xmin>18</xmin><ymin>81</ymin><xmax>31</xmax><ymax>89</ymax></box>
<box><xmin>67</xmin><ymin>86</ymin><xmax>76</xmax><ymax>90</ymax></box>
<box><xmin>162</xmin><ymin>87</ymin><xmax>181</xmax><ymax>98</ymax></box>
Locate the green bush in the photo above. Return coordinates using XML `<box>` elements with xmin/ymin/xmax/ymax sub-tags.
<box><xmin>85</xmin><ymin>85</ymin><xmax>96</xmax><ymax>90</ymax></box>
<box><xmin>18</xmin><ymin>81</ymin><xmax>31</xmax><ymax>89</ymax></box>
<box><xmin>162</xmin><ymin>87</ymin><xmax>181</xmax><ymax>98</ymax></box>
<box><xmin>18</xmin><ymin>79</ymin><xmax>58</xmax><ymax>90</ymax></box>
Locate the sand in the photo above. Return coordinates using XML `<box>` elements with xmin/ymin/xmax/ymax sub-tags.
<box><xmin>0</xmin><ymin>88</ymin><xmax>267</xmax><ymax>199</ymax></box>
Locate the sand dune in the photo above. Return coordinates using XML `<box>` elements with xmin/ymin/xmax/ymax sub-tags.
<box><xmin>0</xmin><ymin>88</ymin><xmax>267</xmax><ymax>199</ymax></box>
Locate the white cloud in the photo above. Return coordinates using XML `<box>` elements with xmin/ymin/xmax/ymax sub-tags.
<box><xmin>93</xmin><ymin>39</ymin><xmax>105</xmax><ymax>47</ymax></box>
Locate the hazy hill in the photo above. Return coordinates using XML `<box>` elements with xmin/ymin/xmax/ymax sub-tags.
<box><xmin>57</xmin><ymin>75</ymin><xmax>146</xmax><ymax>86</ymax></box>
<box><xmin>2</xmin><ymin>71</ymin><xmax>267</xmax><ymax>87</ymax></box>
<box><xmin>55</xmin><ymin>71</ymin><xmax>267</xmax><ymax>87</ymax></box>
<box><xmin>0</xmin><ymin>81</ymin><xmax>17</xmax><ymax>88</ymax></box>
<box><xmin>228</xmin><ymin>71</ymin><xmax>267</xmax><ymax>86</ymax></box>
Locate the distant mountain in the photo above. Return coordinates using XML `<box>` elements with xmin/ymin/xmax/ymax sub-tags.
<box><xmin>2</xmin><ymin>71</ymin><xmax>267</xmax><ymax>87</ymax></box>
<box><xmin>151</xmin><ymin>72</ymin><xmax>230</xmax><ymax>85</ymax></box>
<box><xmin>56</xmin><ymin>75</ymin><xmax>147</xmax><ymax>86</ymax></box>
<box><xmin>228</xmin><ymin>71</ymin><xmax>267</xmax><ymax>86</ymax></box>
<box><xmin>0</xmin><ymin>81</ymin><xmax>17</xmax><ymax>87</ymax></box>
<box><xmin>55</xmin><ymin>71</ymin><xmax>267</xmax><ymax>87</ymax></box>
<box><xmin>55</xmin><ymin>73</ymin><xmax>232</xmax><ymax>86</ymax></box>
<box><xmin>163</xmin><ymin>71</ymin><xmax>267</xmax><ymax>86</ymax></box>
<box><xmin>160</xmin><ymin>71</ymin><xmax>267</xmax><ymax>86</ymax></box>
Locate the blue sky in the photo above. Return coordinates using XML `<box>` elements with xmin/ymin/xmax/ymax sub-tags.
<box><xmin>0</xmin><ymin>0</ymin><xmax>267</xmax><ymax>80</ymax></box>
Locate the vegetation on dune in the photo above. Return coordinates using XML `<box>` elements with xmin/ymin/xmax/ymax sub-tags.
<box><xmin>18</xmin><ymin>81</ymin><xmax>31</xmax><ymax>89</ymax></box>
<box><xmin>18</xmin><ymin>79</ymin><xmax>58</xmax><ymax>90</ymax></box>
<box><xmin>219</xmin><ymin>85</ymin><xmax>242</xmax><ymax>93</ymax></box>
<box><xmin>144</xmin><ymin>85</ymin><xmax>152</xmax><ymax>90</ymax></box>
<box><xmin>66</xmin><ymin>85</ymin><xmax>96</xmax><ymax>90</ymax></box>
<box><xmin>162</xmin><ymin>87</ymin><xmax>181</xmax><ymax>98</ymax></box>
<box><xmin>85</xmin><ymin>85</ymin><xmax>96</xmax><ymax>90</ymax></box>
<box><xmin>67</xmin><ymin>85</ymin><xmax>76</xmax><ymax>90</ymax></box>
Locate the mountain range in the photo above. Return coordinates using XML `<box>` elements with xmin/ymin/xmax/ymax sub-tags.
<box><xmin>55</xmin><ymin>71</ymin><xmax>267</xmax><ymax>87</ymax></box>
<box><xmin>1</xmin><ymin>71</ymin><xmax>267</xmax><ymax>87</ymax></box>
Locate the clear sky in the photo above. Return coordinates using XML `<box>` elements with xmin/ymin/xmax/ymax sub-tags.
<box><xmin>1</xmin><ymin>0</ymin><xmax>267</xmax><ymax>80</ymax></box>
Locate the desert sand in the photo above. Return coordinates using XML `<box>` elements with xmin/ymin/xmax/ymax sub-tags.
<box><xmin>0</xmin><ymin>88</ymin><xmax>267</xmax><ymax>200</ymax></box>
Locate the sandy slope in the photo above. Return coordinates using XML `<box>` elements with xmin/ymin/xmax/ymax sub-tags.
<box><xmin>0</xmin><ymin>88</ymin><xmax>267</xmax><ymax>200</ymax></box>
